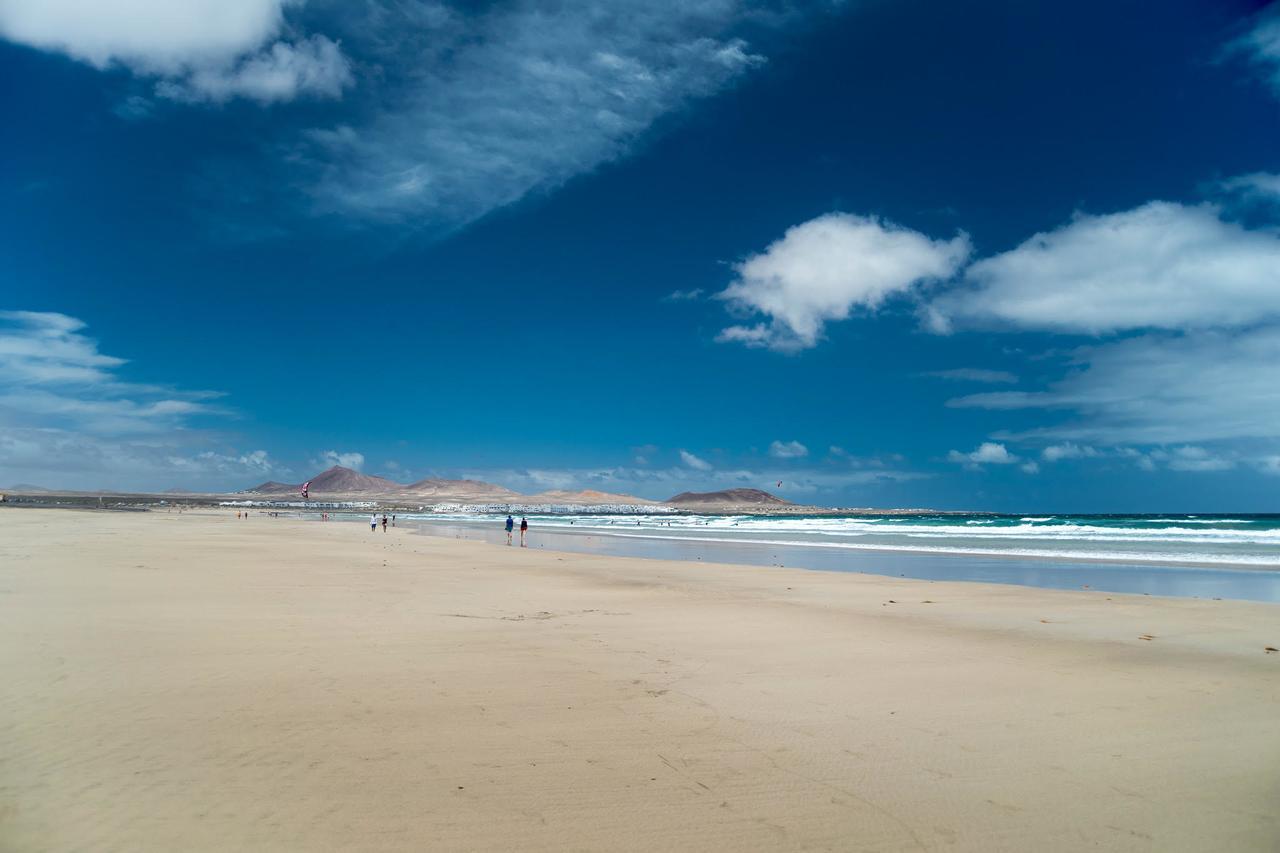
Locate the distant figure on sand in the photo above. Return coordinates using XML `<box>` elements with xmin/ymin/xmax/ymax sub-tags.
<box><xmin>370</xmin><ymin>514</ymin><xmax>377</xmax><ymax>532</ymax></box>
<box><xmin>520</xmin><ymin>516</ymin><xmax>528</xmax><ymax>547</ymax></box>
<box><xmin>381</xmin><ymin>514</ymin><xmax>388</xmax><ymax>532</ymax></box>
<box><xmin>505</xmin><ymin>514</ymin><xmax>514</xmax><ymax>545</ymax></box>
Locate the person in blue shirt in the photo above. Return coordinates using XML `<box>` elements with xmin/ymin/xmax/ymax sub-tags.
<box><xmin>505</xmin><ymin>514</ymin><xmax>514</xmax><ymax>545</ymax></box>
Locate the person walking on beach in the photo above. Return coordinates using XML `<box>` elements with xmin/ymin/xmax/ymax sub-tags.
<box><xmin>520</xmin><ymin>516</ymin><xmax>528</xmax><ymax>547</ymax></box>
<box><xmin>371</xmin><ymin>513</ymin><xmax>378</xmax><ymax>533</ymax></box>
<box><xmin>505</xmin><ymin>514</ymin><xmax>514</xmax><ymax>545</ymax></box>
<box><xmin>381</xmin><ymin>514</ymin><xmax>388</xmax><ymax>533</ymax></box>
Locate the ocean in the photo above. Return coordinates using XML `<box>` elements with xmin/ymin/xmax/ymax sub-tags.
<box><xmin>393</xmin><ymin>511</ymin><xmax>1280</xmax><ymax>602</ymax></box>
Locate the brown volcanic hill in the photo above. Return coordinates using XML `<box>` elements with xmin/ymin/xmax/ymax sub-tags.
<box><xmin>307</xmin><ymin>466</ymin><xmax>401</xmax><ymax>493</ymax></box>
<box><xmin>246</xmin><ymin>480</ymin><xmax>300</xmax><ymax>495</ymax></box>
<box><xmin>526</xmin><ymin>489</ymin><xmax>658</xmax><ymax>505</ymax></box>
<box><xmin>405</xmin><ymin>477</ymin><xmax>522</xmax><ymax>501</ymax></box>
<box><xmin>667</xmin><ymin>488</ymin><xmax>791</xmax><ymax>506</ymax></box>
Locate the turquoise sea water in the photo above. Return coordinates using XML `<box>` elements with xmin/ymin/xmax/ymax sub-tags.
<box><xmin>393</xmin><ymin>512</ymin><xmax>1280</xmax><ymax>602</ymax></box>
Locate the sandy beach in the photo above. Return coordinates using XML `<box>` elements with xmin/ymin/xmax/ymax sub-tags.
<box><xmin>1</xmin><ymin>509</ymin><xmax>1277</xmax><ymax>852</ymax></box>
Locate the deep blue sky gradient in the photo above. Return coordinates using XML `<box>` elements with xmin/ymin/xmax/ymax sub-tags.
<box><xmin>2</xmin><ymin>0</ymin><xmax>1278</xmax><ymax>510</ymax></box>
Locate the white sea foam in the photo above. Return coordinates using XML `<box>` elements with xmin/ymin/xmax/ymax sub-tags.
<box><xmin>406</xmin><ymin>511</ymin><xmax>1280</xmax><ymax>567</ymax></box>
<box><xmin>578</xmin><ymin>531</ymin><xmax>1280</xmax><ymax>568</ymax></box>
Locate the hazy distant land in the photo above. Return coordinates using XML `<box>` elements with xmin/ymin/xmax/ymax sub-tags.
<box><xmin>1</xmin><ymin>465</ymin><xmax>959</xmax><ymax>516</ymax></box>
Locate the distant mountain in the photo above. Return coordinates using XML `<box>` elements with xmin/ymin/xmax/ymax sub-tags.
<box><xmin>406</xmin><ymin>477</ymin><xmax>521</xmax><ymax>501</ymax></box>
<box><xmin>667</xmin><ymin>488</ymin><xmax>792</xmax><ymax>506</ymax></box>
<box><xmin>245</xmin><ymin>480</ymin><xmax>300</xmax><ymax>495</ymax></box>
<box><xmin>236</xmin><ymin>467</ymin><xmax>651</xmax><ymax>505</ymax></box>
<box><xmin>527</xmin><ymin>489</ymin><xmax>657</xmax><ymax>506</ymax></box>
<box><xmin>307</xmin><ymin>466</ymin><xmax>401</xmax><ymax>493</ymax></box>
<box><xmin>4</xmin><ymin>483</ymin><xmax>50</xmax><ymax>492</ymax></box>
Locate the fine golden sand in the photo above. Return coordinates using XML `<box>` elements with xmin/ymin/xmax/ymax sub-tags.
<box><xmin>1</xmin><ymin>509</ymin><xmax>1277</xmax><ymax>851</ymax></box>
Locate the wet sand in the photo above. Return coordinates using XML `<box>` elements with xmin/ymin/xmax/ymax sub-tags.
<box><xmin>1</xmin><ymin>509</ymin><xmax>1277</xmax><ymax>851</ymax></box>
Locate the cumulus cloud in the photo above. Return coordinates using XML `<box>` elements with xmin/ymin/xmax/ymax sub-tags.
<box><xmin>0</xmin><ymin>0</ymin><xmax>350</xmax><ymax>104</ymax></box>
<box><xmin>1041</xmin><ymin>442</ymin><xmax>1099</xmax><ymax>462</ymax></box>
<box><xmin>1160</xmin><ymin>445</ymin><xmax>1235</xmax><ymax>473</ymax></box>
<box><xmin>924</xmin><ymin>368</ymin><xmax>1017</xmax><ymax>384</ymax></box>
<box><xmin>768</xmin><ymin>439</ymin><xmax>808</xmax><ymax>459</ymax></box>
<box><xmin>950</xmin><ymin>327</ymin><xmax>1280</xmax><ymax>446</ymax></box>
<box><xmin>305</xmin><ymin>0</ymin><xmax>790</xmax><ymax>224</ymax></box>
<box><xmin>1019</xmin><ymin>461</ymin><xmax>1040</xmax><ymax>474</ymax></box>
<box><xmin>679</xmin><ymin>449</ymin><xmax>713</xmax><ymax>471</ymax></box>
<box><xmin>924</xmin><ymin>202</ymin><xmax>1280</xmax><ymax>335</ymax></box>
<box><xmin>947</xmin><ymin>441</ymin><xmax>1020</xmax><ymax>467</ymax></box>
<box><xmin>313</xmin><ymin>449</ymin><xmax>365</xmax><ymax>470</ymax></box>
<box><xmin>156</xmin><ymin>35</ymin><xmax>352</xmax><ymax>104</ymax></box>
<box><xmin>716</xmin><ymin>212</ymin><xmax>970</xmax><ymax>351</ymax></box>
<box><xmin>0</xmin><ymin>0</ymin><xmax>289</xmax><ymax>71</ymax></box>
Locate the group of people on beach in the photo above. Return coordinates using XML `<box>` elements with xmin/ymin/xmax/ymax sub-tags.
<box><xmin>370</xmin><ymin>513</ymin><xmax>396</xmax><ymax>532</ymax></box>
<box><xmin>506</xmin><ymin>514</ymin><xmax>529</xmax><ymax>547</ymax></box>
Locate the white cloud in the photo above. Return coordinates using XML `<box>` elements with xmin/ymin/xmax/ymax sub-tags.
<box><xmin>925</xmin><ymin>202</ymin><xmax>1280</xmax><ymax>334</ymax></box>
<box><xmin>768</xmin><ymin>439</ymin><xmax>808</xmax><ymax>459</ymax></box>
<box><xmin>950</xmin><ymin>327</ymin><xmax>1280</xmax><ymax>446</ymax></box>
<box><xmin>0</xmin><ymin>310</ymin><xmax>222</xmax><ymax>434</ymax></box>
<box><xmin>156</xmin><ymin>35</ymin><xmax>352</xmax><ymax>104</ymax></box>
<box><xmin>1161</xmin><ymin>446</ymin><xmax>1235</xmax><ymax>473</ymax></box>
<box><xmin>717</xmin><ymin>212</ymin><xmax>970</xmax><ymax>351</ymax></box>
<box><xmin>0</xmin><ymin>310</ymin><xmax>279</xmax><ymax>491</ymax></box>
<box><xmin>679</xmin><ymin>449</ymin><xmax>712</xmax><ymax>471</ymax></box>
<box><xmin>1019</xmin><ymin>461</ymin><xmax>1040</xmax><ymax>474</ymax></box>
<box><xmin>455</xmin><ymin>461</ymin><xmax>928</xmax><ymax>502</ymax></box>
<box><xmin>0</xmin><ymin>0</ymin><xmax>289</xmax><ymax>71</ymax></box>
<box><xmin>663</xmin><ymin>288</ymin><xmax>705</xmax><ymax>302</ymax></box>
<box><xmin>313</xmin><ymin>449</ymin><xmax>364</xmax><ymax>470</ymax></box>
<box><xmin>0</xmin><ymin>429</ymin><xmax>285</xmax><ymax>492</ymax></box>
<box><xmin>1228</xmin><ymin>10</ymin><xmax>1280</xmax><ymax>98</ymax></box>
<box><xmin>1041</xmin><ymin>442</ymin><xmax>1099</xmax><ymax>462</ymax></box>
<box><xmin>1219</xmin><ymin>172</ymin><xmax>1280</xmax><ymax>206</ymax></box>
<box><xmin>306</xmin><ymin>1</ymin><xmax>783</xmax><ymax>224</ymax></box>
<box><xmin>924</xmin><ymin>368</ymin><xmax>1017</xmax><ymax>384</ymax></box>
<box><xmin>947</xmin><ymin>441</ymin><xmax>1019</xmax><ymax>466</ymax></box>
<box><xmin>1259</xmin><ymin>456</ymin><xmax>1280</xmax><ymax>476</ymax></box>
<box><xmin>0</xmin><ymin>0</ymin><xmax>350</xmax><ymax>105</ymax></box>
<box><xmin>166</xmin><ymin>449</ymin><xmax>279</xmax><ymax>475</ymax></box>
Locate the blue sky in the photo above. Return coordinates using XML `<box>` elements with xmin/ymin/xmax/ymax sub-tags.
<box><xmin>2</xmin><ymin>0</ymin><xmax>1280</xmax><ymax>511</ymax></box>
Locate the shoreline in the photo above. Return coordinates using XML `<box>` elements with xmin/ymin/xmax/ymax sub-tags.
<box><xmin>410</xmin><ymin>517</ymin><xmax>1280</xmax><ymax>572</ymax></box>
<box><xmin>404</xmin><ymin>519</ymin><xmax>1280</xmax><ymax>603</ymax></box>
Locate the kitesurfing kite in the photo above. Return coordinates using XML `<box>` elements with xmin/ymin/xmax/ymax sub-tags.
<box><xmin>301</xmin><ymin>480</ymin><xmax>310</xmax><ymax>500</ymax></box>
